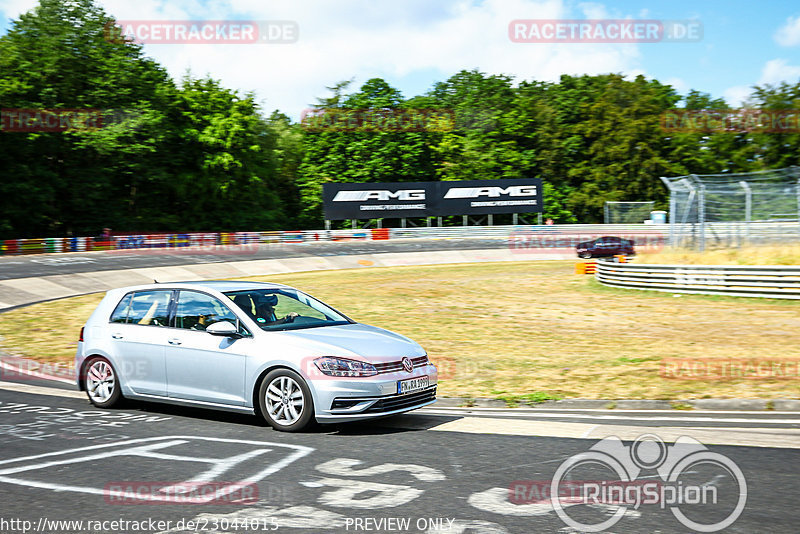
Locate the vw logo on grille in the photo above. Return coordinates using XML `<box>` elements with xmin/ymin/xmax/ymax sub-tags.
<box><xmin>402</xmin><ymin>357</ymin><xmax>414</xmax><ymax>373</ymax></box>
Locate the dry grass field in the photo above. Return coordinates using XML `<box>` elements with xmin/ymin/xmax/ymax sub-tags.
<box><xmin>636</xmin><ymin>243</ymin><xmax>800</xmax><ymax>265</ymax></box>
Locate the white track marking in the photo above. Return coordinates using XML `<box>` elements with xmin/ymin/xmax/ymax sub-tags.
<box><xmin>0</xmin><ymin>436</ymin><xmax>313</xmax><ymax>503</ymax></box>
<box><xmin>311</xmin><ymin>477</ymin><xmax>423</xmax><ymax>509</ymax></box>
<box><xmin>315</xmin><ymin>458</ymin><xmax>445</xmax><ymax>481</ymax></box>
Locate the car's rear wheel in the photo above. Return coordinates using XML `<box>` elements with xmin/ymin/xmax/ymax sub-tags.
<box><xmin>84</xmin><ymin>357</ymin><xmax>122</xmax><ymax>408</ymax></box>
<box><xmin>259</xmin><ymin>369</ymin><xmax>315</xmax><ymax>432</ymax></box>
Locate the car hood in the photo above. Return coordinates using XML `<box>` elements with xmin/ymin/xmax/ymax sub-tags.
<box><xmin>271</xmin><ymin>323</ymin><xmax>425</xmax><ymax>363</ymax></box>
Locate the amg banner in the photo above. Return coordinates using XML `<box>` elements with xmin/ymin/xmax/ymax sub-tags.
<box><xmin>322</xmin><ymin>178</ymin><xmax>543</xmax><ymax>220</ymax></box>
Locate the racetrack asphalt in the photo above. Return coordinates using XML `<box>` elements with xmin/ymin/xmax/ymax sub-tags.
<box><xmin>0</xmin><ymin>381</ymin><xmax>797</xmax><ymax>534</ymax></box>
<box><xmin>0</xmin><ymin>239</ymin><xmax>513</xmax><ymax>281</ymax></box>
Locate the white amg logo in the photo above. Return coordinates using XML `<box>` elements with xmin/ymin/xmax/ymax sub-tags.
<box><xmin>332</xmin><ymin>190</ymin><xmax>426</xmax><ymax>202</ymax></box>
<box><xmin>444</xmin><ymin>186</ymin><xmax>537</xmax><ymax>199</ymax></box>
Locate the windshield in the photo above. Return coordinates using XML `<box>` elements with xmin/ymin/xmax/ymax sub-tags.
<box><xmin>224</xmin><ymin>289</ymin><xmax>352</xmax><ymax>331</ymax></box>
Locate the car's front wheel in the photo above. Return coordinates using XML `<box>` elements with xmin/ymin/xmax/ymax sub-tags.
<box><xmin>259</xmin><ymin>369</ymin><xmax>315</xmax><ymax>432</ymax></box>
<box><xmin>84</xmin><ymin>357</ymin><xmax>122</xmax><ymax>408</ymax></box>
<box><xmin>579</xmin><ymin>251</ymin><xmax>592</xmax><ymax>259</ymax></box>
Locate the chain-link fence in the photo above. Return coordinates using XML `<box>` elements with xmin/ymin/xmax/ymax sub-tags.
<box><xmin>603</xmin><ymin>201</ymin><xmax>655</xmax><ymax>224</ymax></box>
<box><xmin>660</xmin><ymin>167</ymin><xmax>800</xmax><ymax>250</ymax></box>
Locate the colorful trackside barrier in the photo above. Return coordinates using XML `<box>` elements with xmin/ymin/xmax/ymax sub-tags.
<box><xmin>0</xmin><ymin>229</ymin><xmax>388</xmax><ymax>256</ymax></box>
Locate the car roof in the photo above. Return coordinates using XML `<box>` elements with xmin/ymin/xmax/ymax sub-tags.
<box><xmin>112</xmin><ymin>280</ymin><xmax>293</xmax><ymax>294</ymax></box>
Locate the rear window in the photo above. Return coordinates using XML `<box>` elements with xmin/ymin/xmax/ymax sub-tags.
<box><xmin>109</xmin><ymin>293</ymin><xmax>132</xmax><ymax>323</ymax></box>
<box><xmin>109</xmin><ymin>290</ymin><xmax>172</xmax><ymax>327</ymax></box>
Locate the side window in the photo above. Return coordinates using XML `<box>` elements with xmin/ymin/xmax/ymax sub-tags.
<box><xmin>110</xmin><ymin>293</ymin><xmax>133</xmax><ymax>323</ymax></box>
<box><xmin>175</xmin><ymin>291</ymin><xmax>239</xmax><ymax>331</ymax></box>
<box><xmin>126</xmin><ymin>290</ymin><xmax>172</xmax><ymax>327</ymax></box>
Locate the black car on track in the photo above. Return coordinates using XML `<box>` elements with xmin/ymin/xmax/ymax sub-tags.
<box><xmin>576</xmin><ymin>236</ymin><xmax>635</xmax><ymax>258</ymax></box>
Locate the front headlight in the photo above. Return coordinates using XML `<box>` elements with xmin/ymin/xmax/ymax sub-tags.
<box><xmin>314</xmin><ymin>357</ymin><xmax>378</xmax><ymax>377</ymax></box>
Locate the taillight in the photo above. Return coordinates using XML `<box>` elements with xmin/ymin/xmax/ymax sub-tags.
<box><xmin>79</xmin><ymin>327</ymin><xmax>84</xmax><ymax>342</ymax></box>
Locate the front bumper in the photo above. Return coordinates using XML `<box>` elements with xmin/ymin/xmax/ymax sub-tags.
<box><xmin>311</xmin><ymin>363</ymin><xmax>438</xmax><ymax>422</ymax></box>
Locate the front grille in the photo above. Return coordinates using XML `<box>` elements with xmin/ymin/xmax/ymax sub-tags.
<box><xmin>363</xmin><ymin>387</ymin><xmax>437</xmax><ymax>414</ymax></box>
<box><xmin>373</xmin><ymin>356</ymin><xmax>429</xmax><ymax>374</ymax></box>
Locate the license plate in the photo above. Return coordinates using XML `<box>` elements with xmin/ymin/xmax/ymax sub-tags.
<box><xmin>397</xmin><ymin>376</ymin><xmax>429</xmax><ymax>395</ymax></box>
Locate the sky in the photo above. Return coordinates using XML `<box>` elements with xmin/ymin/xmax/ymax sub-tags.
<box><xmin>1</xmin><ymin>0</ymin><xmax>799</xmax><ymax>120</ymax></box>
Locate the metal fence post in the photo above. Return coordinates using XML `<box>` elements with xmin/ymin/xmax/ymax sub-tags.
<box><xmin>692</xmin><ymin>175</ymin><xmax>705</xmax><ymax>252</ymax></box>
<box><xmin>796</xmin><ymin>173</ymin><xmax>800</xmax><ymax>238</ymax></box>
<box><xmin>739</xmin><ymin>181</ymin><xmax>751</xmax><ymax>245</ymax></box>
<box><xmin>660</xmin><ymin>177</ymin><xmax>675</xmax><ymax>247</ymax></box>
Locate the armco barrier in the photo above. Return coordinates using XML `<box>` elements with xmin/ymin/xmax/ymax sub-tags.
<box><xmin>0</xmin><ymin>225</ymin><xmax>669</xmax><ymax>256</ymax></box>
<box><xmin>596</xmin><ymin>260</ymin><xmax>800</xmax><ymax>299</ymax></box>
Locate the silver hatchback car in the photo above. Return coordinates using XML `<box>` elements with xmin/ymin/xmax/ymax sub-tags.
<box><xmin>75</xmin><ymin>281</ymin><xmax>437</xmax><ymax>431</ymax></box>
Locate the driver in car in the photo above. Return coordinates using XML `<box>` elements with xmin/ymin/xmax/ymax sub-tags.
<box><xmin>254</xmin><ymin>294</ymin><xmax>298</xmax><ymax>326</ymax></box>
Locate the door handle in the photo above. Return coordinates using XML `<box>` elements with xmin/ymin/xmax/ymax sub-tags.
<box><xmin>168</xmin><ymin>338</ymin><xmax>182</xmax><ymax>345</ymax></box>
<box><xmin>111</xmin><ymin>333</ymin><xmax>123</xmax><ymax>339</ymax></box>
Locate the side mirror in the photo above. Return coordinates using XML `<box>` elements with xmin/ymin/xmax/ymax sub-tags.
<box><xmin>206</xmin><ymin>321</ymin><xmax>242</xmax><ymax>338</ymax></box>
